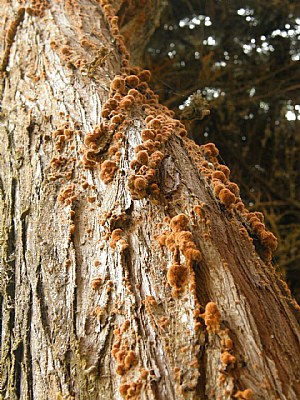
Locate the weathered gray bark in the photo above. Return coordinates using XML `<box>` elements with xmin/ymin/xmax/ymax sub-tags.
<box><xmin>0</xmin><ymin>1</ymin><xmax>300</xmax><ymax>400</ymax></box>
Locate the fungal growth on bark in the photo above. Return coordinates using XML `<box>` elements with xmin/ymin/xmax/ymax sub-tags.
<box><xmin>0</xmin><ymin>1</ymin><xmax>299</xmax><ymax>400</ymax></box>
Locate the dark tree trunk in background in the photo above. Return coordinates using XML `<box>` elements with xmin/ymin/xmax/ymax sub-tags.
<box><xmin>0</xmin><ymin>1</ymin><xmax>299</xmax><ymax>399</ymax></box>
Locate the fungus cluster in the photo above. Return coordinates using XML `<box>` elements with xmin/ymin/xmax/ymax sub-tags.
<box><xmin>52</xmin><ymin>122</ymin><xmax>75</xmax><ymax>152</ymax></box>
<box><xmin>183</xmin><ymin>138</ymin><xmax>278</xmax><ymax>260</ymax></box>
<box><xmin>183</xmin><ymin>140</ymin><xmax>237</xmax><ymax>209</ymax></box>
<box><xmin>81</xmin><ymin>123</ymin><xmax>109</xmax><ymax>170</ymax></box>
<box><xmin>99</xmin><ymin>0</ymin><xmax>130</xmax><ymax>68</ymax></box>
<box><xmin>98</xmin><ymin>0</ymin><xmax>189</xmax><ymax>198</ymax></box>
<box><xmin>110</xmin><ymin>228</ymin><xmax>128</xmax><ymax>253</ymax></box>
<box><xmin>111</xmin><ymin>327</ymin><xmax>129</xmax><ymax>377</ymax></box>
<box><xmin>156</xmin><ymin>213</ymin><xmax>201</xmax><ymax>298</ymax></box>
<box><xmin>112</xmin><ymin>345</ymin><xmax>137</xmax><ymax>376</ymax></box>
<box><xmin>49</xmin><ymin>155</ymin><xmax>67</xmax><ymax>172</ymax></box>
<box><xmin>49</xmin><ymin>119</ymin><xmax>79</xmax><ymax>183</ymax></box>
<box><xmin>87</xmin><ymin>63</ymin><xmax>162</xmax><ymax>189</ymax></box>
<box><xmin>200</xmin><ymin>146</ymin><xmax>240</xmax><ymax>210</ymax></box>
<box><xmin>234</xmin><ymin>389</ymin><xmax>254</xmax><ymax>399</ymax></box>
<box><xmin>198</xmin><ymin>304</ymin><xmax>248</xmax><ymax>398</ymax></box>
<box><xmin>80</xmin><ymin>37</ymin><xmax>97</xmax><ymax>50</ymax></box>
<box><xmin>99</xmin><ymin>160</ymin><xmax>117</xmax><ymax>184</ymax></box>
<box><xmin>199</xmin><ymin>301</ymin><xmax>221</xmax><ymax>333</ymax></box>
<box><xmin>166</xmin><ymin>263</ymin><xmax>188</xmax><ymax>291</ymax></box>
<box><xmin>144</xmin><ymin>295</ymin><xmax>157</xmax><ymax>309</ymax></box>
<box><xmin>110</xmin><ymin>321</ymin><xmax>146</xmax><ymax>399</ymax></box>
<box><xmin>50</xmin><ymin>0</ymin><xmax>181</xmax><ymax>214</ymax></box>
<box><xmin>158</xmin><ymin>213</ymin><xmax>202</xmax><ymax>267</ymax></box>
<box><xmin>62</xmin><ymin>43</ymin><xmax>88</xmax><ymax>71</ymax></box>
<box><xmin>93</xmin><ymin>305</ymin><xmax>104</xmax><ymax>322</ymax></box>
<box><xmin>58</xmin><ymin>183</ymin><xmax>77</xmax><ymax>205</ymax></box>
<box><xmin>91</xmin><ymin>277</ymin><xmax>102</xmax><ymax>290</ymax></box>
<box><xmin>98</xmin><ymin>68</ymin><xmax>162</xmax><ymax>192</ymax></box>
<box><xmin>57</xmin><ymin>184</ymin><xmax>77</xmax><ymax>239</ymax></box>
<box><xmin>244</xmin><ymin>211</ymin><xmax>278</xmax><ymax>258</ymax></box>
<box><xmin>119</xmin><ymin>381</ymin><xmax>142</xmax><ymax>399</ymax></box>
<box><xmin>127</xmin><ymin>111</ymin><xmax>188</xmax><ymax>200</ymax></box>
<box><xmin>221</xmin><ymin>350</ymin><xmax>236</xmax><ymax>368</ymax></box>
<box><xmin>25</xmin><ymin>0</ymin><xmax>50</xmax><ymax>17</ymax></box>
<box><xmin>80</xmin><ymin>120</ymin><xmax>122</xmax><ymax>185</ymax></box>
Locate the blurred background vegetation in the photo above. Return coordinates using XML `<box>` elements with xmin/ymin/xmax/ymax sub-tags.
<box><xmin>120</xmin><ymin>0</ymin><xmax>300</xmax><ymax>301</ymax></box>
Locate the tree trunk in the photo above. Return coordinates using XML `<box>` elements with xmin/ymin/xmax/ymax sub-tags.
<box><xmin>0</xmin><ymin>2</ymin><xmax>299</xmax><ymax>400</ymax></box>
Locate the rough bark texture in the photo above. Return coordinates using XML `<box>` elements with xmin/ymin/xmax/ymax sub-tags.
<box><xmin>0</xmin><ymin>1</ymin><xmax>299</xmax><ymax>400</ymax></box>
<box><xmin>114</xmin><ymin>0</ymin><xmax>167</xmax><ymax>65</ymax></box>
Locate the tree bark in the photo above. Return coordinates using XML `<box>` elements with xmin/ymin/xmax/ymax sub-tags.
<box><xmin>0</xmin><ymin>1</ymin><xmax>299</xmax><ymax>400</ymax></box>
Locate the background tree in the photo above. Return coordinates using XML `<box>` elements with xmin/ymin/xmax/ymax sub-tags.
<box><xmin>0</xmin><ymin>1</ymin><xmax>300</xmax><ymax>400</ymax></box>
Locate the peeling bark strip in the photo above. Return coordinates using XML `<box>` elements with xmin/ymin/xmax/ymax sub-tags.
<box><xmin>0</xmin><ymin>7</ymin><xmax>25</xmax><ymax>73</ymax></box>
<box><xmin>0</xmin><ymin>1</ymin><xmax>300</xmax><ymax>400</ymax></box>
